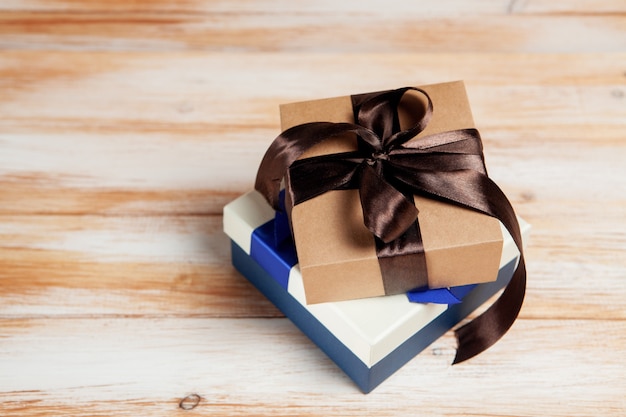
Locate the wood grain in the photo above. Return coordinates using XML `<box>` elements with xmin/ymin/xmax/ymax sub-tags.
<box><xmin>0</xmin><ymin>215</ymin><xmax>282</xmax><ymax>318</ymax></box>
<box><xmin>1</xmin><ymin>0</ymin><xmax>625</xmax><ymax>415</ymax></box>
<box><xmin>1</xmin><ymin>52</ymin><xmax>624</xmax><ymax>214</ymax></box>
<box><xmin>1</xmin><ymin>318</ymin><xmax>625</xmax><ymax>416</ymax></box>
<box><xmin>0</xmin><ymin>213</ymin><xmax>624</xmax><ymax>320</ymax></box>
<box><xmin>0</xmin><ymin>1</ymin><xmax>624</xmax><ymax>52</ymax></box>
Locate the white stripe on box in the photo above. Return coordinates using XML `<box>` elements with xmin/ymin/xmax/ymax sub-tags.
<box><xmin>224</xmin><ymin>190</ymin><xmax>529</xmax><ymax>367</ymax></box>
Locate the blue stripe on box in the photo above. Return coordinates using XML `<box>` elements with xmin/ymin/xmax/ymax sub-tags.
<box><xmin>231</xmin><ymin>239</ymin><xmax>517</xmax><ymax>393</ymax></box>
<box><xmin>250</xmin><ymin>220</ymin><xmax>298</xmax><ymax>290</ymax></box>
<box><xmin>407</xmin><ymin>283</ymin><xmax>477</xmax><ymax>304</ymax></box>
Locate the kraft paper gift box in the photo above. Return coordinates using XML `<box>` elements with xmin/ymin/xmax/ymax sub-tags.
<box><xmin>223</xmin><ymin>191</ymin><xmax>530</xmax><ymax>393</ymax></box>
<box><xmin>263</xmin><ymin>81</ymin><xmax>505</xmax><ymax>304</ymax></box>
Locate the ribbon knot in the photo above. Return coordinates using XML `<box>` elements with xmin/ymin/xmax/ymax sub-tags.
<box><xmin>367</xmin><ymin>151</ymin><xmax>388</xmax><ymax>164</ymax></box>
<box><xmin>254</xmin><ymin>86</ymin><xmax>527</xmax><ymax>364</ymax></box>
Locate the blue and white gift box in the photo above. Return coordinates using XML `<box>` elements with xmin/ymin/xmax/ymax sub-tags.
<box><xmin>224</xmin><ymin>190</ymin><xmax>529</xmax><ymax>393</ymax></box>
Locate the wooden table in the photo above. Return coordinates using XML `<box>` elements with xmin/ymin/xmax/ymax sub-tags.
<box><xmin>1</xmin><ymin>1</ymin><xmax>625</xmax><ymax>415</ymax></box>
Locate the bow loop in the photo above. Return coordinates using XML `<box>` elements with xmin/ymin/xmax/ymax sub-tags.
<box><xmin>357</xmin><ymin>89</ymin><xmax>403</xmax><ymax>143</ymax></box>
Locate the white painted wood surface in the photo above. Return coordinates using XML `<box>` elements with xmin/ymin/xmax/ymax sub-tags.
<box><xmin>2</xmin><ymin>318</ymin><xmax>625</xmax><ymax>416</ymax></box>
<box><xmin>1</xmin><ymin>0</ymin><xmax>625</xmax><ymax>415</ymax></box>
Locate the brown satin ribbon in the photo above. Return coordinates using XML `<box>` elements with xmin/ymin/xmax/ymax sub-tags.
<box><xmin>353</xmin><ymin>90</ymin><xmax>429</xmax><ymax>293</ymax></box>
<box><xmin>255</xmin><ymin>87</ymin><xmax>526</xmax><ymax>363</ymax></box>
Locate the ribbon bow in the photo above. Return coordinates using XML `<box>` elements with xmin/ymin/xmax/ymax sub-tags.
<box><xmin>255</xmin><ymin>87</ymin><xmax>526</xmax><ymax>364</ymax></box>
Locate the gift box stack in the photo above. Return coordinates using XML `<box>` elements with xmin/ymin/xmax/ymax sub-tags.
<box><xmin>223</xmin><ymin>81</ymin><xmax>529</xmax><ymax>393</ymax></box>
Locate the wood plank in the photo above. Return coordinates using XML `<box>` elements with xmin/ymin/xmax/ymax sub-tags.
<box><xmin>1</xmin><ymin>124</ymin><xmax>623</xmax><ymax>215</ymax></box>
<box><xmin>2</xmin><ymin>52</ymin><xmax>622</xmax><ymax>129</ymax></box>
<box><xmin>1</xmin><ymin>213</ymin><xmax>624</xmax><ymax>319</ymax></box>
<box><xmin>0</xmin><ymin>317</ymin><xmax>624</xmax><ymax>416</ymax></box>
<box><xmin>0</xmin><ymin>8</ymin><xmax>623</xmax><ymax>52</ymax></box>
<box><xmin>511</xmin><ymin>0</ymin><xmax>626</xmax><ymax>14</ymax></box>
<box><xmin>2</xmin><ymin>0</ymin><xmax>624</xmax><ymax>14</ymax></box>
<box><xmin>1</xmin><ymin>52</ymin><xmax>623</xmax><ymax>214</ymax></box>
<box><xmin>0</xmin><ymin>215</ymin><xmax>281</xmax><ymax>318</ymax></box>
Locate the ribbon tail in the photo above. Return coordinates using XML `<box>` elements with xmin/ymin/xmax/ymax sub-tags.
<box><xmin>452</xmin><ymin>174</ymin><xmax>526</xmax><ymax>364</ymax></box>
<box><xmin>359</xmin><ymin>163</ymin><xmax>417</xmax><ymax>243</ymax></box>
<box><xmin>392</xmin><ymin>168</ymin><xmax>526</xmax><ymax>363</ymax></box>
<box><xmin>453</xmin><ymin>257</ymin><xmax>526</xmax><ymax>363</ymax></box>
